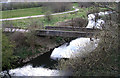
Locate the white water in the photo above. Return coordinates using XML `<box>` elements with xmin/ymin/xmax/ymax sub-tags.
<box><xmin>86</xmin><ymin>14</ymin><xmax>105</xmax><ymax>29</ymax></box>
<box><xmin>0</xmin><ymin>65</ymin><xmax>68</xmax><ymax>76</ymax></box>
<box><xmin>1</xmin><ymin>11</ymin><xmax>113</xmax><ymax>76</ymax></box>
<box><xmin>51</xmin><ymin>38</ymin><xmax>99</xmax><ymax>60</ymax></box>
<box><xmin>50</xmin><ymin>11</ymin><xmax>113</xmax><ymax>60</ymax></box>
<box><xmin>9</xmin><ymin>65</ymin><xmax>64</xmax><ymax>76</ymax></box>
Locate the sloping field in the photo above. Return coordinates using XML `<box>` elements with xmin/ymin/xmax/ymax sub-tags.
<box><xmin>2</xmin><ymin>7</ymin><xmax>44</xmax><ymax>19</ymax></box>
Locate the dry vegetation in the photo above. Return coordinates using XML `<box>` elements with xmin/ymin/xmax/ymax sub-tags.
<box><xmin>2</xmin><ymin>2</ymin><xmax>119</xmax><ymax>74</ymax></box>
<box><xmin>57</xmin><ymin>14</ymin><xmax>119</xmax><ymax>76</ymax></box>
<box><xmin>42</xmin><ymin>2</ymin><xmax>72</xmax><ymax>13</ymax></box>
<box><xmin>56</xmin><ymin>17</ymin><xmax>88</xmax><ymax>27</ymax></box>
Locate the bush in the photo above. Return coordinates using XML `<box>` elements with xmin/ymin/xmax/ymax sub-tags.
<box><xmin>14</xmin><ymin>46</ymin><xmax>33</xmax><ymax>59</ymax></box>
<box><xmin>78</xmin><ymin>2</ymin><xmax>95</xmax><ymax>8</ymax></box>
<box><xmin>42</xmin><ymin>2</ymin><xmax>72</xmax><ymax>13</ymax></box>
<box><xmin>10</xmin><ymin>32</ymin><xmax>27</xmax><ymax>47</ymax></box>
<box><xmin>2</xmin><ymin>2</ymin><xmax>43</xmax><ymax>11</ymax></box>
<box><xmin>52</xmin><ymin>2</ymin><xmax>72</xmax><ymax>13</ymax></box>
<box><xmin>44</xmin><ymin>11</ymin><xmax>52</xmax><ymax>22</ymax></box>
<box><xmin>57</xmin><ymin>20</ymin><xmax>119</xmax><ymax>76</ymax></box>
<box><xmin>28</xmin><ymin>19</ymin><xmax>44</xmax><ymax>29</ymax></box>
<box><xmin>2</xmin><ymin>21</ymin><xmax>14</xmax><ymax>29</ymax></box>
<box><xmin>2</xmin><ymin>2</ymin><xmax>72</xmax><ymax>13</ymax></box>
<box><xmin>87</xmin><ymin>7</ymin><xmax>101</xmax><ymax>15</ymax></box>
<box><xmin>25</xmin><ymin>31</ymin><xmax>37</xmax><ymax>53</ymax></box>
<box><xmin>57</xmin><ymin>17</ymin><xmax>88</xmax><ymax>27</ymax></box>
<box><xmin>2</xmin><ymin>34</ymin><xmax>15</xmax><ymax>70</ymax></box>
<box><xmin>26</xmin><ymin>22</ymin><xmax>41</xmax><ymax>53</ymax></box>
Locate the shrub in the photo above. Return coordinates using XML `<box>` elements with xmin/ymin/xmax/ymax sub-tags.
<box><xmin>28</xmin><ymin>19</ymin><xmax>44</xmax><ymax>29</ymax></box>
<box><xmin>2</xmin><ymin>34</ymin><xmax>15</xmax><ymax>70</ymax></box>
<box><xmin>26</xmin><ymin>20</ymin><xmax>42</xmax><ymax>53</ymax></box>
<box><xmin>57</xmin><ymin>17</ymin><xmax>88</xmax><ymax>27</ymax></box>
<box><xmin>10</xmin><ymin>32</ymin><xmax>27</xmax><ymax>47</ymax></box>
<box><xmin>57</xmin><ymin>20</ymin><xmax>119</xmax><ymax>76</ymax></box>
<box><xmin>2</xmin><ymin>21</ymin><xmax>14</xmax><ymax>29</ymax></box>
<box><xmin>78</xmin><ymin>2</ymin><xmax>95</xmax><ymax>8</ymax></box>
<box><xmin>51</xmin><ymin>2</ymin><xmax>72</xmax><ymax>13</ymax></box>
<box><xmin>2</xmin><ymin>2</ymin><xmax>44</xmax><ymax>11</ymax></box>
<box><xmin>25</xmin><ymin>31</ymin><xmax>37</xmax><ymax>53</ymax></box>
<box><xmin>87</xmin><ymin>7</ymin><xmax>101</xmax><ymax>15</ymax></box>
<box><xmin>44</xmin><ymin>11</ymin><xmax>52</xmax><ymax>22</ymax></box>
<box><xmin>42</xmin><ymin>2</ymin><xmax>72</xmax><ymax>13</ymax></box>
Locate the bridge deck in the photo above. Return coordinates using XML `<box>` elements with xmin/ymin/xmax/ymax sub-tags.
<box><xmin>45</xmin><ymin>26</ymin><xmax>101</xmax><ymax>32</ymax></box>
<box><xmin>3</xmin><ymin>26</ymin><xmax>100</xmax><ymax>37</ymax></box>
<box><xmin>36</xmin><ymin>29</ymin><xmax>97</xmax><ymax>37</ymax></box>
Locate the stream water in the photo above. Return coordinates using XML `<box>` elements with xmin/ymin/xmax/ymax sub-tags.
<box><xmin>0</xmin><ymin>11</ymin><xmax>114</xmax><ymax>77</ymax></box>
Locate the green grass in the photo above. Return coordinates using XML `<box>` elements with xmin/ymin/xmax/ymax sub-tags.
<box><xmin>99</xmin><ymin>7</ymin><xmax>110</xmax><ymax>11</ymax></box>
<box><xmin>2</xmin><ymin>7</ymin><xmax>88</xmax><ymax>28</ymax></box>
<box><xmin>14</xmin><ymin>46</ymin><xmax>41</xmax><ymax>59</ymax></box>
<box><xmin>2</xmin><ymin>5</ymin><xmax>109</xmax><ymax>29</ymax></box>
<box><xmin>2</xmin><ymin>4</ymin><xmax>75</xmax><ymax>19</ymax></box>
<box><xmin>2</xmin><ymin>7</ymin><xmax>44</xmax><ymax>19</ymax></box>
<box><xmin>73</xmin><ymin>2</ymin><xmax>79</xmax><ymax>7</ymax></box>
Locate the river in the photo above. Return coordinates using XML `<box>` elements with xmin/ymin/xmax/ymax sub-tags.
<box><xmin>0</xmin><ymin>11</ymin><xmax>114</xmax><ymax>77</ymax></box>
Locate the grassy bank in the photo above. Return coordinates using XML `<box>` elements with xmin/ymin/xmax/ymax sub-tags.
<box><xmin>2</xmin><ymin>6</ymin><xmax>109</xmax><ymax>29</ymax></box>
<box><xmin>2</xmin><ymin>7</ymin><xmax>88</xmax><ymax>28</ymax></box>
<box><xmin>2</xmin><ymin>3</ymin><xmax>73</xmax><ymax>19</ymax></box>
<box><xmin>2</xmin><ymin>31</ymin><xmax>75</xmax><ymax>70</ymax></box>
<box><xmin>57</xmin><ymin>20</ymin><xmax>119</xmax><ymax>76</ymax></box>
<box><xmin>2</xmin><ymin>7</ymin><xmax>44</xmax><ymax>19</ymax></box>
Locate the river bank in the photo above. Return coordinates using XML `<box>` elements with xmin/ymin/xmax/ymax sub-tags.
<box><xmin>1</xmin><ymin>2</ymin><xmax>118</xmax><ymax>76</ymax></box>
<box><xmin>2</xmin><ymin>31</ymin><xmax>76</xmax><ymax>71</ymax></box>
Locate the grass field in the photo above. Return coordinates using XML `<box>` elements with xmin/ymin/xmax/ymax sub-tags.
<box><xmin>2</xmin><ymin>7</ymin><xmax>44</xmax><ymax>19</ymax></box>
<box><xmin>2</xmin><ymin>7</ymin><xmax>88</xmax><ymax>28</ymax></box>
<box><xmin>2</xmin><ymin>4</ymin><xmax>109</xmax><ymax>29</ymax></box>
<box><xmin>2</xmin><ymin>5</ymin><xmax>74</xmax><ymax>19</ymax></box>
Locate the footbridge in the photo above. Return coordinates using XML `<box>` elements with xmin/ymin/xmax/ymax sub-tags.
<box><xmin>3</xmin><ymin>26</ymin><xmax>101</xmax><ymax>37</ymax></box>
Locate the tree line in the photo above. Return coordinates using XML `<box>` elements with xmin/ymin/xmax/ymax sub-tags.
<box><xmin>2</xmin><ymin>2</ymin><xmax>72</xmax><ymax>13</ymax></box>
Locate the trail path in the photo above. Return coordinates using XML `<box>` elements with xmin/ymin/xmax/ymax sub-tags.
<box><xmin>0</xmin><ymin>6</ymin><xmax>79</xmax><ymax>21</ymax></box>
